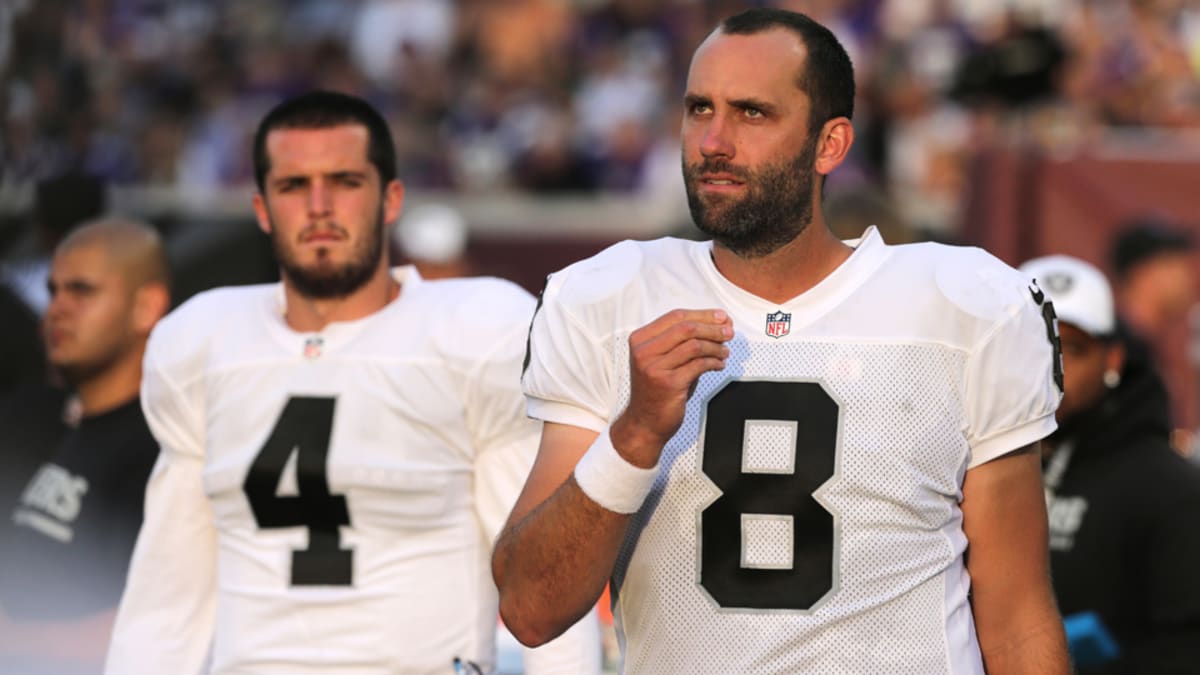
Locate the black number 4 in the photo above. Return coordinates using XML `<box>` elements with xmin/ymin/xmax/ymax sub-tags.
<box><xmin>243</xmin><ymin>396</ymin><xmax>353</xmax><ymax>586</ymax></box>
<box><xmin>699</xmin><ymin>380</ymin><xmax>839</xmax><ymax>611</ymax></box>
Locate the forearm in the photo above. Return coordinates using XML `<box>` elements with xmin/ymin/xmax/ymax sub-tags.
<box><xmin>494</xmin><ymin>476</ymin><xmax>631</xmax><ymax>647</ymax></box>
<box><xmin>978</xmin><ymin>609</ymin><xmax>1071</xmax><ymax>675</ymax></box>
<box><xmin>964</xmin><ymin>445</ymin><xmax>1070</xmax><ymax>674</ymax></box>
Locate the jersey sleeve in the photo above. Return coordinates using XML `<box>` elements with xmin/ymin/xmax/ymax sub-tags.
<box><xmin>963</xmin><ymin>283</ymin><xmax>1062</xmax><ymax>468</ymax></box>
<box><xmin>461</xmin><ymin>282</ymin><xmax>604</xmax><ymax>675</ymax></box>
<box><xmin>105</xmin><ymin>324</ymin><xmax>216</xmax><ymax>674</ymax></box>
<box><xmin>521</xmin><ymin>270</ymin><xmax>613</xmax><ymax>432</ymax></box>
<box><xmin>464</xmin><ymin>284</ymin><xmax>542</xmax><ymax>544</ymax></box>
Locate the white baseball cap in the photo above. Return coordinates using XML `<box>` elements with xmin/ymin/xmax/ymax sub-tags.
<box><xmin>1019</xmin><ymin>254</ymin><xmax>1115</xmax><ymax>337</ymax></box>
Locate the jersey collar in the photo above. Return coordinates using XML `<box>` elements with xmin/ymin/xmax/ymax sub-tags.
<box><xmin>264</xmin><ymin>266</ymin><xmax>423</xmax><ymax>357</ymax></box>
<box><xmin>691</xmin><ymin>226</ymin><xmax>891</xmax><ymax>334</ymax></box>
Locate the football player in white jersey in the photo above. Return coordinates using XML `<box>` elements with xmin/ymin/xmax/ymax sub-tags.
<box><xmin>494</xmin><ymin>9</ymin><xmax>1071</xmax><ymax>675</ymax></box>
<box><xmin>106</xmin><ymin>91</ymin><xmax>600</xmax><ymax>674</ymax></box>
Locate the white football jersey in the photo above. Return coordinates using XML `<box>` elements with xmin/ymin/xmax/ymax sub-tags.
<box><xmin>522</xmin><ymin>228</ymin><xmax>1061</xmax><ymax>674</ymax></box>
<box><xmin>107</xmin><ymin>268</ymin><xmax>599</xmax><ymax>675</ymax></box>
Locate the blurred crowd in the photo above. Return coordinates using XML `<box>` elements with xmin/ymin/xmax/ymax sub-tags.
<box><xmin>3</xmin><ymin>0</ymin><xmax>1199</xmax><ymax>235</ymax></box>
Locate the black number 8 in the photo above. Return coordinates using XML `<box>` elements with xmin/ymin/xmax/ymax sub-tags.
<box><xmin>699</xmin><ymin>380</ymin><xmax>839</xmax><ymax>611</ymax></box>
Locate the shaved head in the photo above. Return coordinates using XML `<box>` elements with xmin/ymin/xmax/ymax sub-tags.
<box><xmin>55</xmin><ymin>218</ymin><xmax>170</xmax><ymax>292</ymax></box>
<box><xmin>45</xmin><ymin>217</ymin><xmax>172</xmax><ymax>398</ymax></box>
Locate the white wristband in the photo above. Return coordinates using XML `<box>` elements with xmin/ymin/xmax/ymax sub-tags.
<box><xmin>573</xmin><ymin>428</ymin><xmax>659</xmax><ymax>514</ymax></box>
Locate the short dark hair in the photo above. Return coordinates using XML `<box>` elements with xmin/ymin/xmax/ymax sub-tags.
<box><xmin>1111</xmin><ymin>217</ymin><xmax>1195</xmax><ymax>280</ymax></box>
<box><xmin>253</xmin><ymin>91</ymin><xmax>397</xmax><ymax>193</ymax></box>
<box><xmin>720</xmin><ymin>8</ymin><xmax>855</xmax><ymax>133</ymax></box>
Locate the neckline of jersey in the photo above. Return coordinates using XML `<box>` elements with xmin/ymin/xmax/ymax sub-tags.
<box><xmin>262</xmin><ymin>265</ymin><xmax>424</xmax><ymax>356</ymax></box>
<box><xmin>690</xmin><ymin>226</ymin><xmax>892</xmax><ymax>333</ymax></box>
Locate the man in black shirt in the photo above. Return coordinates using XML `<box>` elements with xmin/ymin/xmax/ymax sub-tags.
<box><xmin>1021</xmin><ymin>254</ymin><xmax>1200</xmax><ymax>674</ymax></box>
<box><xmin>0</xmin><ymin>218</ymin><xmax>170</xmax><ymax>674</ymax></box>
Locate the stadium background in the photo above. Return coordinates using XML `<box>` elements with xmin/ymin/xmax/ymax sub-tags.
<box><xmin>1</xmin><ymin>0</ymin><xmax>1198</xmax><ymax>671</ymax></box>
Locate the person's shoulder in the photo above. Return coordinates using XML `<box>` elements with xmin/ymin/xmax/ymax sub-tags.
<box><xmin>889</xmin><ymin>241</ymin><xmax>1037</xmax><ymax>324</ymax></box>
<box><xmin>545</xmin><ymin>236</ymin><xmax>700</xmax><ymax>308</ymax></box>
<box><xmin>411</xmin><ymin>276</ymin><xmax>539</xmax><ymax>366</ymax></box>
<box><xmin>147</xmin><ymin>283</ymin><xmax>276</xmax><ymax>367</ymax></box>
<box><xmin>415</xmin><ymin>275</ymin><xmax>535</xmax><ymax>329</ymax></box>
<box><xmin>156</xmin><ymin>284</ymin><xmax>273</xmax><ymax>335</ymax></box>
<box><xmin>417</xmin><ymin>275</ymin><xmax>532</xmax><ymax>307</ymax></box>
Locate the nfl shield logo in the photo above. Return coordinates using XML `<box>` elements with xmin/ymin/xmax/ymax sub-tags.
<box><xmin>765</xmin><ymin>310</ymin><xmax>791</xmax><ymax>338</ymax></box>
<box><xmin>303</xmin><ymin>336</ymin><xmax>324</xmax><ymax>359</ymax></box>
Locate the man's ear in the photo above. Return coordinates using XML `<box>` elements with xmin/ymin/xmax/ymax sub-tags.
<box><xmin>383</xmin><ymin>179</ymin><xmax>405</xmax><ymax>228</ymax></box>
<box><xmin>253</xmin><ymin>192</ymin><xmax>272</xmax><ymax>236</ymax></box>
<box><xmin>1106</xmin><ymin>341</ymin><xmax>1127</xmax><ymax>377</ymax></box>
<box><xmin>132</xmin><ymin>283</ymin><xmax>170</xmax><ymax>336</ymax></box>
<box><xmin>814</xmin><ymin>117</ymin><xmax>854</xmax><ymax>177</ymax></box>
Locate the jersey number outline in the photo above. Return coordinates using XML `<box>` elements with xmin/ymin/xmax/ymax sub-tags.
<box><xmin>1030</xmin><ymin>282</ymin><xmax>1065</xmax><ymax>393</ymax></box>
<box><xmin>243</xmin><ymin>396</ymin><xmax>353</xmax><ymax>586</ymax></box>
<box><xmin>699</xmin><ymin>380</ymin><xmax>839</xmax><ymax>611</ymax></box>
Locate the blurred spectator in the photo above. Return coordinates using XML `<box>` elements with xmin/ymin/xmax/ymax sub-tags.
<box><xmin>1111</xmin><ymin>217</ymin><xmax>1196</xmax><ymax>343</ymax></box>
<box><xmin>392</xmin><ymin>203</ymin><xmax>472</xmax><ymax>279</ymax></box>
<box><xmin>350</xmin><ymin>0</ymin><xmax>454</xmax><ymax>91</ymax></box>
<box><xmin>824</xmin><ymin>185</ymin><xmax>920</xmax><ymax>245</ymax></box>
<box><xmin>1020</xmin><ymin>254</ymin><xmax>1200</xmax><ymax>675</ymax></box>
<box><xmin>0</xmin><ymin>217</ymin><xmax>170</xmax><ymax>675</ymax></box>
<box><xmin>1110</xmin><ymin>217</ymin><xmax>1197</xmax><ymax>447</ymax></box>
<box><xmin>2</xmin><ymin>172</ymin><xmax>107</xmax><ymax>315</ymax></box>
<box><xmin>1</xmin><ymin>0</ymin><xmax>1198</xmax><ymax>237</ymax></box>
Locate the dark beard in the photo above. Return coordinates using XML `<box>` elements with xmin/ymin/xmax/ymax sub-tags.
<box><xmin>272</xmin><ymin>208</ymin><xmax>385</xmax><ymax>299</ymax></box>
<box><xmin>684</xmin><ymin>135</ymin><xmax>818</xmax><ymax>258</ymax></box>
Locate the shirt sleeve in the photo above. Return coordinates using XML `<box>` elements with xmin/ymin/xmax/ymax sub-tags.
<box><xmin>105</xmin><ymin>337</ymin><xmax>216</xmax><ymax>675</ymax></box>
<box><xmin>466</xmin><ymin>285</ymin><xmax>603</xmax><ymax>675</ymax></box>
<box><xmin>963</xmin><ymin>287</ymin><xmax>1061</xmax><ymax>469</ymax></box>
<box><xmin>468</xmin><ymin>314</ymin><xmax>543</xmax><ymax>545</ymax></box>
<box><xmin>521</xmin><ymin>271</ymin><xmax>613</xmax><ymax>432</ymax></box>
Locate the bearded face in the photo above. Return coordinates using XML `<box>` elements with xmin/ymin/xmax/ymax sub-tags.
<box><xmin>269</xmin><ymin>205</ymin><xmax>386</xmax><ymax>300</ymax></box>
<box><xmin>684</xmin><ymin>132</ymin><xmax>819</xmax><ymax>259</ymax></box>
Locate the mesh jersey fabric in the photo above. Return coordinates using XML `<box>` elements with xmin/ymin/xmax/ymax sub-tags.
<box><xmin>522</xmin><ymin>228</ymin><xmax>1060</xmax><ymax>674</ymax></box>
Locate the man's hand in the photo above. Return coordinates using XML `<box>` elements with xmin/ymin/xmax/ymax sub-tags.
<box><xmin>611</xmin><ymin>309</ymin><xmax>732</xmax><ymax>467</ymax></box>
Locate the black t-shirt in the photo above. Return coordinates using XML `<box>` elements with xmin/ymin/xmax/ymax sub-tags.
<box><xmin>1047</xmin><ymin>340</ymin><xmax>1200</xmax><ymax>675</ymax></box>
<box><xmin>0</xmin><ymin>395</ymin><xmax>158</xmax><ymax>621</ymax></box>
<box><xmin>0</xmin><ymin>384</ymin><xmax>66</xmax><ymax>512</ymax></box>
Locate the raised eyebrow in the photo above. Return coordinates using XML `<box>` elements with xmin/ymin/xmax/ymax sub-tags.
<box><xmin>729</xmin><ymin>97</ymin><xmax>779</xmax><ymax>116</ymax></box>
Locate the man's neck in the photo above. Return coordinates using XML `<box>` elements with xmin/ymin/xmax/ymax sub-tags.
<box><xmin>74</xmin><ymin>351</ymin><xmax>144</xmax><ymax>418</ymax></box>
<box><xmin>282</xmin><ymin>265</ymin><xmax>400</xmax><ymax>333</ymax></box>
<box><xmin>710</xmin><ymin>222</ymin><xmax>853</xmax><ymax>305</ymax></box>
